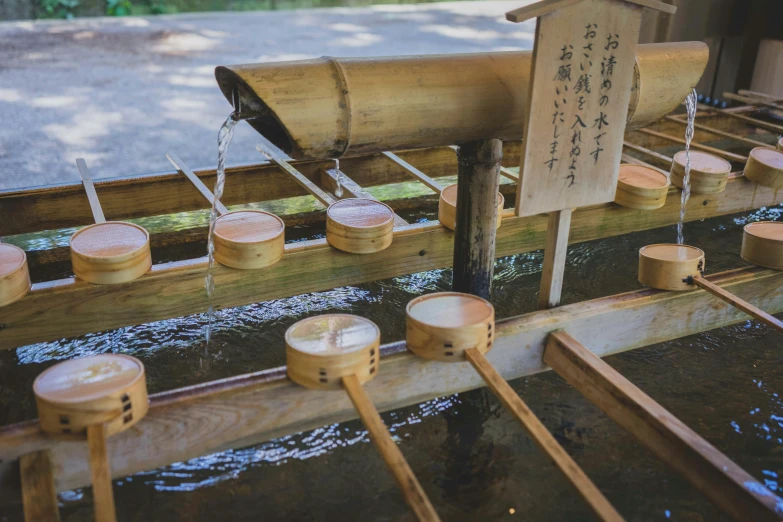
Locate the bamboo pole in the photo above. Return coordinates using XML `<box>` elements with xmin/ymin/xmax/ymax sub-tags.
<box><xmin>691</xmin><ymin>275</ymin><xmax>783</xmax><ymax>332</ymax></box>
<box><xmin>216</xmin><ymin>43</ymin><xmax>708</xmax><ymax>159</ymax></box>
<box><xmin>2</xmin><ymin>266</ymin><xmax>781</xmax><ymax>504</ymax></box>
<box><xmin>544</xmin><ymin>331</ymin><xmax>783</xmax><ymax>522</ymax></box>
<box><xmin>166</xmin><ymin>153</ymin><xmax>229</xmax><ymax>216</ymax></box>
<box><xmin>383</xmin><ymin>152</ymin><xmax>443</xmax><ymax>194</ymax></box>
<box><xmin>451</xmin><ymin>139</ymin><xmax>502</xmax><ymax>299</ymax></box>
<box><xmin>343</xmin><ymin>375</ymin><xmax>440</xmax><ymax>521</ymax></box>
<box><xmin>464</xmin><ymin>348</ymin><xmax>624</xmax><ymax>522</ymax></box>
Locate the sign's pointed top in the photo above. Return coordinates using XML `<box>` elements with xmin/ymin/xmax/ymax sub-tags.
<box><xmin>506</xmin><ymin>0</ymin><xmax>676</xmax><ymax>24</ymax></box>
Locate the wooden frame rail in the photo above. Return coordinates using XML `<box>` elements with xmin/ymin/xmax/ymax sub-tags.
<box><xmin>1</xmin><ymin>175</ymin><xmax>781</xmax><ymax>350</ymax></box>
<box><xmin>1</xmin><ymin>266</ymin><xmax>782</xmax><ymax>505</ymax></box>
<box><xmin>545</xmin><ymin>331</ymin><xmax>783</xmax><ymax>522</ymax></box>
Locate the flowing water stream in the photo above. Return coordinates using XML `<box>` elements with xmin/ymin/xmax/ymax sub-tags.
<box><xmin>204</xmin><ymin>111</ymin><xmax>240</xmax><ymax>351</ymax></box>
<box><xmin>334</xmin><ymin>158</ymin><xmax>344</xmax><ymax>198</ymax></box>
<box><xmin>676</xmin><ymin>89</ymin><xmax>698</xmax><ymax>245</ymax></box>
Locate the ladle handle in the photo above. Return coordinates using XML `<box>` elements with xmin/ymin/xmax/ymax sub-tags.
<box><xmin>692</xmin><ymin>275</ymin><xmax>783</xmax><ymax>332</ymax></box>
<box><xmin>255</xmin><ymin>144</ymin><xmax>336</xmax><ymax>207</ymax></box>
<box><xmin>76</xmin><ymin>159</ymin><xmax>106</xmax><ymax>224</ymax></box>
<box><xmin>464</xmin><ymin>348</ymin><xmax>625</xmax><ymax>522</ymax></box>
<box><xmin>342</xmin><ymin>374</ymin><xmax>440</xmax><ymax>522</ymax></box>
<box><xmin>86</xmin><ymin>423</ymin><xmax>117</xmax><ymax>522</ymax></box>
<box><xmin>166</xmin><ymin>152</ymin><xmax>229</xmax><ymax>216</ymax></box>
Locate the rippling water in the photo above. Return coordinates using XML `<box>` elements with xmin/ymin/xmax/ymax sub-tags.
<box><xmin>2</xmin><ymin>204</ymin><xmax>783</xmax><ymax>521</ymax></box>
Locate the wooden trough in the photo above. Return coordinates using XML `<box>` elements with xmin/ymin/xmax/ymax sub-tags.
<box><xmin>1</xmin><ymin>35</ymin><xmax>783</xmax><ymax>520</ymax></box>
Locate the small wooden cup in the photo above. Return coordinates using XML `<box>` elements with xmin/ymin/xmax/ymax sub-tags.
<box><xmin>743</xmin><ymin>147</ymin><xmax>783</xmax><ymax>189</ymax></box>
<box><xmin>326</xmin><ymin>199</ymin><xmax>394</xmax><ymax>254</ymax></box>
<box><xmin>438</xmin><ymin>184</ymin><xmax>504</xmax><ymax>230</ymax></box>
<box><xmin>34</xmin><ymin>354</ymin><xmax>149</xmax><ymax>438</ymax></box>
<box><xmin>70</xmin><ymin>222</ymin><xmax>152</xmax><ymax>285</ymax></box>
<box><xmin>742</xmin><ymin>221</ymin><xmax>783</xmax><ymax>270</ymax></box>
<box><xmin>34</xmin><ymin>354</ymin><xmax>148</xmax><ymax>522</ymax></box>
<box><xmin>213</xmin><ymin>210</ymin><xmax>285</xmax><ymax>269</ymax></box>
<box><xmin>669</xmin><ymin>151</ymin><xmax>731</xmax><ymax>195</ymax></box>
<box><xmin>286</xmin><ymin>314</ymin><xmax>380</xmax><ymax>391</ymax></box>
<box><xmin>0</xmin><ymin>243</ymin><xmax>31</xmax><ymax>308</ymax></box>
<box><xmin>406</xmin><ymin>292</ymin><xmax>495</xmax><ymax>362</ymax></box>
<box><xmin>614</xmin><ymin>164</ymin><xmax>670</xmax><ymax>210</ymax></box>
<box><xmin>639</xmin><ymin>244</ymin><xmax>705</xmax><ymax>291</ymax></box>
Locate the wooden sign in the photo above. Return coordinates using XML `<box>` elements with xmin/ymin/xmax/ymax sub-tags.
<box><xmin>514</xmin><ymin>0</ymin><xmax>644</xmax><ymax>216</ymax></box>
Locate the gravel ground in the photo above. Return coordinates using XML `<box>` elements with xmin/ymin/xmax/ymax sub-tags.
<box><xmin>0</xmin><ymin>1</ymin><xmax>534</xmax><ymax>190</ymax></box>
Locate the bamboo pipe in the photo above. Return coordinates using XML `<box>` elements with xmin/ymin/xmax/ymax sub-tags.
<box><xmin>285</xmin><ymin>315</ymin><xmax>440</xmax><ymax>521</ymax></box>
<box><xmin>405</xmin><ymin>293</ymin><xmax>623</xmax><ymax>521</ymax></box>
<box><xmin>215</xmin><ymin>42</ymin><xmax>708</xmax><ymax>159</ymax></box>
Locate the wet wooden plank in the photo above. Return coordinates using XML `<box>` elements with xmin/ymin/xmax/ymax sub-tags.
<box><xmin>1</xmin><ymin>265</ymin><xmax>781</xmax><ymax>505</ymax></box>
<box><xmin>1</xmin><ymin>176</ymin><xmax>781</xmax><ymax>350</ymax></box>
<box><xmin>544</xmin><ymin>331</ymin><xmax>783</xmax><ymax>522</ymax></box>
<box><xmin>20</xmin><ymin>450</ymin><xmax>60</xmax><ymax>522</ymax></box>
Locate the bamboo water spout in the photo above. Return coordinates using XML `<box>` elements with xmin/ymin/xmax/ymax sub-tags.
<box><xmin>215</xmin><ymin>42</ymin><xmax>708</xmax><ymax>159</ymax></box>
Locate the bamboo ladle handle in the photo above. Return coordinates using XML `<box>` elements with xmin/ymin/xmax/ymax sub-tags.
<box><xmin>342</xmin><ymin>374</ymin><xmax>440</xmax><ymax>522</ymax></box>
<box><xmin>464</xmin><ymin>348</ymin><xmax>625</xmax><ymax>522</ymax></box>
<box><xmin>166</xmin><ymin>152</ymin><xmax>229</xmax><ymax>216</ymax></box>
<box><xmin>76</xmin><ymin>159</ymin><xmax>106</xmax><ymax>224</ymax></box>
<box><xmin>691</xmin><ymin>275</ymin><xmax>783</xmax><ymax>332</ymax></box>
<box><xmin>86</xmin><ymin>423</ymin><xmax>117</xmax><ymax>522</ymax></box>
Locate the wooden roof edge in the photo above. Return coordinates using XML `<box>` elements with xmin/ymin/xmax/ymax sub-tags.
<box><xmin>506</xmin><ymin>0</ymin><xmax>675</xmax><ymax>24</ymax></box>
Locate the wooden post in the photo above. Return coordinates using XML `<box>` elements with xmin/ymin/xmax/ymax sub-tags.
<box><xmin>451</xmin><ymin>139</ymin><xmax>503</xmax><ymax>299</ymax></box>
<box><xmin>544</xmin><ymin>331</ymin><xmax>783</xmax><ymax>522</ymax></box>
<box><xmin>538</xmin><ymin>209</ymin><xmax>572</xmax><ymax>309</ymax></box>
<box><xmin>20</xmin><ymin>450</ymin><xmax>60</xmax><ymax>522</ymax></box>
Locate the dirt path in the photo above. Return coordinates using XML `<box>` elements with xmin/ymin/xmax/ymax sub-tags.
<box><xmin>0</xmin><ymin>1</ymin><xmax>533</xmax><ymax>190</ymax></box>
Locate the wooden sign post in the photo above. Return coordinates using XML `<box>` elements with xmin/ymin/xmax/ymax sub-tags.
<box><xmin>506</xmin><ymin>0</ymin><xmax>675</xmax><ymax>309</ymax></box>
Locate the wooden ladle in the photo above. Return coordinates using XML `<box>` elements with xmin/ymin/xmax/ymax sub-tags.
<box><xmin>639</xmin><ymin>241</ymin><xmax>783</xmax><ymax>332</ymax></box>
<box><xmin>0</xmin><ymin>239</ymin><xmax>31</xmax><ymax>308</ymax></box>
<box><xmin>71</xmin><ymin>159</ymin><xmax>152</xmax><ymax>284</ymax></box>
<box><xmin>167</xmin><ymin>152</ymin><xmax>285</xmax><ymax>269</ymax></box>
<box><xmin>34</xmin><ymin>354</ymin><xmax>149</xmax><ymax>522</ymax></box>
<box><xmin>285</xmin><ymin>314</ymin><xmax>440</xmax><ymax>522</ymax></box>
<box><xmin>405</xmin><ymin>292</ymin><xmax>624</xmax><ymax>522</ymax></box>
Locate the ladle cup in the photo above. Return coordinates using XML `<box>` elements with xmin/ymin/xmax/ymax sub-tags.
<box><xmin>405</xmin><ymin>292</ymin><xmax>624</xmax><ymax>522</ymax></box>
<box><xmin>285</xmin><ymin>314</ymin><xmax>440</xmax><ymax>522</ymax></box>
<box><xmin>34</xmin><ymin>354</ymin><xmax>149</xmax><ymax>522</ymax></box>
<box><xmin>167</xmin><ymin>152</ymin><xmax>285</xmax><ymax>269</ymax></box>
<box><xmin>639</xmin><ymin>242</ymin><xmax>783</xmax><ymax>332</ymax></box>
<box><xmin>0</xmin><ymin>239</ymin><xmax>31</xmax><ymax>308</ymax></box>
<box><xmin>70</xmin><ymin>159</ymin><xmax>152</xmax><ymax>284</ymax></box>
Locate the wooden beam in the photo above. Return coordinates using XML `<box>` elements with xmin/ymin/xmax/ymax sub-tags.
<box><xmin>20</xmin><ymin>450</ymin><xmax>60</xmax><ymax>522</ymax></box>
<box><xmin>451</xmin><ymin>139</ymin><xmax>503</xmax><ymax>299</ymax></box>
<box><xmin>320</xmin><ymin>168</ymin><xmax>409</xmax><ymax>228</ymax></box>
<box><xmin>382</xmin><ymin>152</ymin><xmax>444</xmax><ymax>194</ymax></box>
<box><xmin>2</xmin><ymin>265</ymin><xmax>781</xmax><ymax>504</ymax></box>
<box><xmin>544</xmin><ymin>331</ymin><xmax>783</xmax><ymax>522</ymax></box>
<box><xmin>538</xmin><ymin>209</ymin><xmax>572</xmax><ymax>309</ymax></box>
<box><xmin>634</xmin><ymin>128</ymin><xmax>747</xmax><ymax>163</ymax></box>
<box><xmin>2</xmin><ymin>144</ymin><xmax>506</xmax><ymax>237</ymax></box>
<box><xmin>2</xmin><ymin>176</ymin><xmax>781</xmax><ymax>350</ymax></box>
